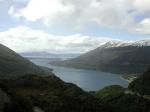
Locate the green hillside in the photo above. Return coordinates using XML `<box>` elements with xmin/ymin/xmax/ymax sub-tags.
<box><xmin>51</xmin><ymin>46</ymin><xmax>150</xmax><ymax>74</ymax></box>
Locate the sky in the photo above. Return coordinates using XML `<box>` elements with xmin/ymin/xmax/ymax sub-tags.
<box><xmin>0</xmin><ymin>0</ymin><xmax>150</xmax><ymax>54</ymax></box>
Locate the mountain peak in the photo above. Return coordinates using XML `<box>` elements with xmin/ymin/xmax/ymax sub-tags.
<box><xmin>101</xmin><ymin>39</ymin><xmax>150</xmax><ymax>48</ymax></box>
<box><xmin>101</xmin><ymin>40</ymin><xmax>128</xmax><ymax>48</ymax></box>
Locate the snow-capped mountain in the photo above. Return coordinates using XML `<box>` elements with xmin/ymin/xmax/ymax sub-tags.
<box><xmin>51</xmin><ymin>39</ymin><xmax>150</xmax><ymax>74</ymax></box>
<box><xmin>101</xmin><ymin>40</ymin><xmax>129</xmax><ymax>48</ymax></box>
<box><xmin>131</xmin><ymin>40</ymin><xmax>150</xmax><ymax>47</ymax></box>
<box><xmin>101</xmin><ymin>39</ymin><xmax>150</xmax><ymax>48</ymax></box>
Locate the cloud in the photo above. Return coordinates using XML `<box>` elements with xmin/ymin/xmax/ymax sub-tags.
<box><xmin>134</xmin><ymin>0</ymin><xmax>150</xmax><ymax>13</ymax></box>
<box><xmin>9</xmin><ymin>0</ymin><xmax>150</xmax><ymax>34</ymax></box>
<box><xmin>134</xmin><ymin>18</ymin><xmax>150</xmax><ymax>34</ymax></box>
<box><xmin>8</xmin><ymin>6</ymin><xmax>15</xmax><ymax>15</ymax></box>
<box><xmin>12</xmin><ymin>0</ymin><xmax>29</xmax><ymax>2</ymax></box>
<box><xmin>0</xmin><ymin>26</ymin><xmax>112</xmax><ymax>53</ymax></box>
<box><xmin>10</xmin><ymin>0</ymin><xmax>74</xmax><ymax>22</ymax></box>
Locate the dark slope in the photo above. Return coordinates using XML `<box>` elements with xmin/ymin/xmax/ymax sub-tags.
<box><xmin>95</xmin><ymin>85</ymin><xmax>150</xmax><ymax>112</ymax></box>
<box><xmin>51</xmin><ymin>46</ymin><xmax>150</xmax><ymax>74</ymax></box>
<box><xmin>0</xmin><ymin>75</ymin><xmax>108</xmax><ymax>112</ymax></box>
<box><xmin>0</xmin><ymin>44</ymin><xmax>52</xmax><ymax>79</ymax></box>
<box><xmin>129</xmin><ymin>69</ymin><xmax>150</xmax><ymax>95</ymax></box>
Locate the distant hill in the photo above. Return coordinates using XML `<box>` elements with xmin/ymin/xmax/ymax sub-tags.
<box><xmin>50</xmin><ymin>40</ymin><xmax>150</xmax><ymax>74</ymax></box>
<box><xmin>20</xmin><ymin>51</ymin><xmax>80</xmax><ymax>59</ymax></box>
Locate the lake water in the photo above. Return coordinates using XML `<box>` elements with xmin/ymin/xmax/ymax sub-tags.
<box><xmin>29</xmin><ymin>58</ymin><xmax>129</xmax><ymax>91</ymax></box>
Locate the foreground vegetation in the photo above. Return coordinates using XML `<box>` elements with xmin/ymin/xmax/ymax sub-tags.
<box><xmin>95</xmin><ymin>85</ymin><xmax>150</xmax><ymax>112</ymax></box>
<box><xmin>0</xmin><ymin>74</ymin><xmax>109</xmax><ymax>112</ymax></box>
<box><xmin>0</xmin><ymin>73</ymin><xmax>149</xmax><ymax>112</ymax></box>
<box><xmin>129</xmin><ymin>69</ymin><xmax>150</xmax><ymax>95</ymax></box>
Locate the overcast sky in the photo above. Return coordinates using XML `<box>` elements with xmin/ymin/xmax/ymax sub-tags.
<box><xmin>0</xmin><ymin>0</ymin><xmax>150</xmax><ymax>53</ymax></box>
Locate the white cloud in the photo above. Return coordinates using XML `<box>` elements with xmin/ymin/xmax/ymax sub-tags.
<box><xmin>134</xmin><ymin>18</ymin><xmax>150</xmax><ymax>34</ymax></box>
<box><xmin>8</xmin><ymin>6</ymin><xmax>14</xmax><ymax>15</ymax></box>
<box><xmin>11</xmin><ymin>0</ymin><xmax>74</xmax><ymax>22</ymax></box>
<box><xmin>134</xmin><ymin>0</ymin><xmax>150</xmax><ymax>13</ymax></box>
<box><xmin>0</xmin><ymin>26</ymin><xmax>112</xmax><ymax>53</ymax></box>
<box><xmin>9</xmin><ymin>0</ymin><xmax>150</xmax><ymax>34</ymax></box>
<box><xmin>12</xmin><ymin>0</ymin><xmax>29</xmax><ymax>2</ymax></box>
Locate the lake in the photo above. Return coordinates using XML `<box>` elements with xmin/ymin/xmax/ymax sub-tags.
<box><xmin>29</xmin><ymin>58</ymin><xmax>129</xmax><ymax>91</ymax></box>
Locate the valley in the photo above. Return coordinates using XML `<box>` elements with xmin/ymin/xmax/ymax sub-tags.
<box><xmin>1</xmin><ymin>0</ymin><xmax>150</xmax><ymax>111</ymax></box>
<box><xmin>0</xmin><ymin>41</ymin><xmax>150</xmax><ymax>112</ymax></box>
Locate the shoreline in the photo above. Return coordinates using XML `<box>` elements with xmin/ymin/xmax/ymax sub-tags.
<box><xmin>120</xmin><ymin>74</ymin><xmax>138</xmax><ymax>83</ymax></box>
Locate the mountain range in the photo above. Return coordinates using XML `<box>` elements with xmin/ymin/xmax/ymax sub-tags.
<box><xmin>50</xmin><ymin>40</ymin><xmax>150</xmax><ymax>74</ymax></box>
<box><xmin>100</xmin><ymin>39</ymin><xmax>150</xmax><ymax>48</ymax></box>
<box><xmin>20</xmin><ymin>51</ymin><xmax>80</xmax><ymax>59</ymax></box>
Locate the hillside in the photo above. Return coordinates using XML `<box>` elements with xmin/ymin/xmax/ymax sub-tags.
<box><xmin>95</xmin><ymin>85</ymin><xmax>150</xmax><ymax>112</ymax></box>
<box><xmin>51</xmin><ymin>40</ymin><xmax>150</xmax><ymax>74</ymax></box>
<box><xmin>0</xmin><ymin>44</ymin><xmax>54</xmax><ymax>79</ymax></box>
<box><xmin>0</xmin><ymin>75</ymin><xmax>108</xmax><ymax>112</ymax></box>
<box><xmin>94</xmin><ymin>67</ymin><xmax>150</xmax><ymax>112</ymax></box>
<box><xmin>129</xmin><ymin>69</ymin><xmax>150</xmax><ymax>95</ymax></box>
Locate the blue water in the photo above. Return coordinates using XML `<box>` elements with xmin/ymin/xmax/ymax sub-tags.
<box><xmin>29</xmin><ymin>58</ymin><xmax>129</xmax><ymax>91</ymax></box>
